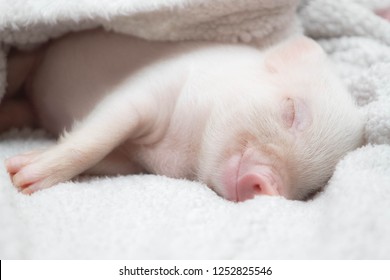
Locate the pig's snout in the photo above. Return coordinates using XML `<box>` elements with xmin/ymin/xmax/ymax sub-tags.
<box><xmin>236</xmin><ymin>168</ymin><xmax>280</xmax><ymax>201</ymax></box>
<box><xmin>222</xmin><ymin>149</ymin><xmax>282</xmax><ymax>202</ymax></box>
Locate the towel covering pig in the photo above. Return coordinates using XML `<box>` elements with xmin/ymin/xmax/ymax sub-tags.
<box><xmin>2</xmin><ymin>29</ymin><xmax>364</xmax><ymax>202</ymax></box>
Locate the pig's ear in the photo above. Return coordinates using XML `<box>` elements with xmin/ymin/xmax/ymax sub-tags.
<box><xmin>264</xmin><ymin>36</ymin><xmax>325</xmax><ymax>73</ymax></box>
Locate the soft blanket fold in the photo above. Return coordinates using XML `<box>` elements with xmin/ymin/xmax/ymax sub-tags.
<box><xmin>0</xmin><ymin>0</ymin><xmax>390</xmax><ymax>259</ymax></box>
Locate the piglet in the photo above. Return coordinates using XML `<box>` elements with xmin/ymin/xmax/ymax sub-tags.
<box><xmin>2</xmin><ymin>29</ymin><xmax>364</xmax><ymax>201</ymax></box>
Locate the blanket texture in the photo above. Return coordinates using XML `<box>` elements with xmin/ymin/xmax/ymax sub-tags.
<box><xmin>0</xmin><ymin>0</ymin><xmax>390</xmax><ymax>259</ymax></box>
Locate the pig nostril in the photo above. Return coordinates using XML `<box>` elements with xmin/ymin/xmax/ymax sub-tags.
<box><xmin>253</xmin><ymin>184</ymin><xmax>263</xmax><ymax>194</ymax></box>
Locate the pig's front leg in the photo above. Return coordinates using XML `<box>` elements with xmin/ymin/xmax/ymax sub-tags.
<box><xmin>5</xmin><ymin>88</ymin><xmax>161</xmax><ymax>194</ymax></box>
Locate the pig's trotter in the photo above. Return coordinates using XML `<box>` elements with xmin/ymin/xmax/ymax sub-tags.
<box><xmin>5</xmin><ymin>146</ymin><xmax>97</xmax><ymax>194</ymax></box>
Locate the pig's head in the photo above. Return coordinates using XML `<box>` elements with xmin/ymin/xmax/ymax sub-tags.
<box><xmin>197</xmin><ymin>36</ymin><xmax>365</xmax><ymax>202</ymax></box>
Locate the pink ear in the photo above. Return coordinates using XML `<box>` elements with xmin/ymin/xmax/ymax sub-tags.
<box><xmin>264</xmin><ymin>36</ymin><xmax>324</xmax><ymax>73</ymax></box>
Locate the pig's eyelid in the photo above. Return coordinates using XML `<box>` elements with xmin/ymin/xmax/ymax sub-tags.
<box><xmin>282</xmin><ymin>98</ymin><xmax>295</xmax><ymax>128</ymax></box>
<box><xmin>282</xmin><ymin>98</ymin><xmax>311</xmax><ymax>131</ymax></box>
<box><xmin>291</xmin><ymin>98</ymin><xmax>312</xmax><ymax>131</ymax></box>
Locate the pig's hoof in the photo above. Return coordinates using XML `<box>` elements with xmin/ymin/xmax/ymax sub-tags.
<box><xmin>5</xmin><ymin>149</ymin><xmax>66</xmax><ymax>194</ymax></box>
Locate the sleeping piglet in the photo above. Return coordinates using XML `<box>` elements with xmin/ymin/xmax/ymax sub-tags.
<box><xmin>2</xmin><ymin>29</ymin><xmax>364</xmax><ymax>201</ymax></box>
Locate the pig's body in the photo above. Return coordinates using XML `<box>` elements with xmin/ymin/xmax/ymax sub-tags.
<box><xmin>31</xmin><ymin>30</ymin><xmax>210</xmax><ymax>180</ymax></box>
<box><xmin>3</xmin><ymin>29</ymin><xmax>364</xmax><ymax>201</ymax></box>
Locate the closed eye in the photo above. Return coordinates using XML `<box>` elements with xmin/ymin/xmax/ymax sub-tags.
<box><xmin>281</xmin><ymin>97</ymin><xmax>312</xmax><ymax>131</ymax></box>
<box><xmin>282</xmin><ymin>98</ymin><xmax>295</xmax><ymax>128</ymax></box>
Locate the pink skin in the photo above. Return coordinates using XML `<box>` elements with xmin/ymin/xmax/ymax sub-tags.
<box><xmin>376</xmin><ymin>8</ymin><xmax>390</xmax><ymax>21</ymax></box>
<box><xmin>2</xmin><ymin>30</ymin><xmax>364</xmax><ymax>201</ymax></box>
<box><xmin>5</xmin><ymin>151</ymin><xmax>43</xmax><ymax>195</ymax></box>
<box><xmin>223</xmin><ymin>149</ymin><xmax>281</xmax><ymax>202</ymax></box>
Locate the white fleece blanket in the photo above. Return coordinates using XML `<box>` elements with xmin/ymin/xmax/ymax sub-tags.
<box><xmin>1</xmin><ymin>0</ymin><xmax>390</xmax><ymax>259</ymax></box>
